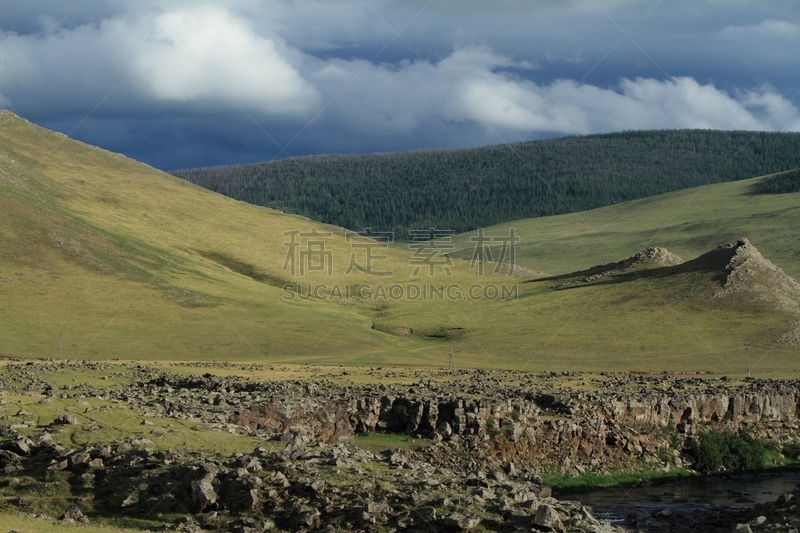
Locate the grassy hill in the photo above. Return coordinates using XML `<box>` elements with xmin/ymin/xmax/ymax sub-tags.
<box><xmin>448</xmin><ymin>170</ymin><xmax>800</xmax><ymax>280</ymax></box>
<box><xmin>0</xmin><ymin>110</ymin><xmax>432</xmax><ymax>363</ymax></box>
<box><xmin>172</xmin><ymin>130</ymin><xmax>800</xmax><ymax>239</ymax></box>
<box><xmin>2</xmin><ymin>110</ymin><xmax>799</xmax><ymax>373</ymax></box>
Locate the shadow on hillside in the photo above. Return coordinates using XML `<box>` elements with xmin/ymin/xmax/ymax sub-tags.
<box><xmin>535</xmin><ymin>244</ymin><xmax>738</xmax><ymax>291</ymax></box>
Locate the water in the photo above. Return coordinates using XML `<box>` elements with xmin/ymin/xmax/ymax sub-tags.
<box><xmin>559</xmin><ymin>469</ymin><xmax>800</xmax><ymax>524</ymax></box>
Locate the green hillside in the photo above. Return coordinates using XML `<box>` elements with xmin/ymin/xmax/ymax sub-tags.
<box><xmin>173</xmin><ymin>130</ymin><xmax>800</xmax><ymax>239</ymax></box>
<box><xmin>2</xmin><ymin>111</ymin><xmax>799</xmax><ymax>373</ymax></box>
<box><xmin>0</xmin><ymin>110</ymin><xmax>428</xmax><ymax>363</ymax></box>
<box><xmin>449</xmin><ymin>170</ymin><xmax>800</xmax><ymax>280</ymax></box>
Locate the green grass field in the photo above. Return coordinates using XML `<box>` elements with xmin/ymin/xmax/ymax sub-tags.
<box><xmin>2</xmin><ymin>110</ymin><xmax>799</xmax><ymax>372</ymax></box>
<box><xmin>0</xmin><ymin>514</ymin><xmax>144</xmax><ymax>533</ymax></box>
<box><xmin>448</xmin><ymin>172</ymin><xmax>800</xmax><ymax>279</ymax></box>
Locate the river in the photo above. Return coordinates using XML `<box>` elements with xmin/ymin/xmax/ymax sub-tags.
<box><xmin>559</xmin><ymin>468</ymin><xmax>800</xmax><ymax>525</ymax></box>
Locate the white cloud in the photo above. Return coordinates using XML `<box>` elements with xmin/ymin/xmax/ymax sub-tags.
<box><xmin>441</xmin><ymin>56</ymin><xmax>800</xmax><ymax>135</ymax></box>
<box><xmin>136</xmin><ymin>7</ymin><xmax>319</xmax><ymax>116</ymax></box>
<box><xmin>720</xmin><ymin>19</ymin><xmax>800</xmax><ymax>40</ymax></box>
<box><xmin>1</xmin><ymin>2</ymin><xmax>799</xmax><ymax>167</ymax></box>
<box><xmin>300</xmin><ymin>45</ymin><xmax>800</xmax><ymax>147</ymax></box>
<box><xmin>309</xmin><ymin>56</ymin><xmax>448</xmax><ymax>138</ymax></box>
<box><xmin>0</xmin><ymin>18</ymin><xmax>139</xmax><ymax>112</ymax></box>
<box><xmin>0</xmin><ymin>6</ymin><xmax>319</xmax><ymax>117</ymax></box>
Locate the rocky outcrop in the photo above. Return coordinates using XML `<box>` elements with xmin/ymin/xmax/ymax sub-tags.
<box><xmin>213</xmin><ymin>373</ymin><xmax>800</xmax><ymax>475</ymax></box>
<box><xmin>554</xmin><ymin>246</ymin><xmax>684</xmax><ymax>289</ymax></box>
<box><xmin>0</xmin><ymin>435</ymin><xmax>622</xmax><ymax>532</ymax></box>
<box><xmin>229</xmin><ymin>400</ymin><xmax>353</xmax><ymax>443</ymax></box>
<box><xmin>3</xmin><ymin>360</ymin><xmax>799</xmax><ymax>482</ymax></box>
<box><xmin>709</xmin><ymin>238</ymin><xmax>800</xmax><ymax>314</ymax></box>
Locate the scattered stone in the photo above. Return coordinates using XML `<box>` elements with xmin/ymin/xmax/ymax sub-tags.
<box><xmin>53</xmin><ymin>414</ymin><xmax>80</xmax><ymax>425</ymax></box>
<box><xmin>442</xmin><ymin>513</ymin><xmax>482</xmax><ymax>530</ymax></box>
<box><xmin>59</xmin><ymin>504</ymin><xmax>89</xmax><ymax>524</ymax></box>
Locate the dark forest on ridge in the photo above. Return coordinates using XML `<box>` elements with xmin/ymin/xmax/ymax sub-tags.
<box><xmin>173</xmin><ymin>130</ymin><xmax>800</xmax><ymax>239</ymax></box>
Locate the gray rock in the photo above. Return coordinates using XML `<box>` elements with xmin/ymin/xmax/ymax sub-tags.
<box><xmin>0</xmin><ymin>449</ymin><xmax>20</xmax><ymax>467</ymax></box>
<box><xmin>238</xmin><ymin>488</ymin><xmax>260</xmax><ymax>511</ymax></box>
<box><xmin>2</xmin><ymin>439</ymin><xmax>31</xmax><ymax>456</ymax></box>
<box><xmin>415</xmin><ymin>506</ymin><xmax>437</xmax><ymax>523</ymax></box>
<box><xmin>59</xmin><ymin>504</ymin><xmax>88</xmax><ymax>523</ymax></box>
<box><xmin>389</xmin><ymin>451</ymin><xmax>408</xmax><ymax>467</ymax></box>
<box><xmin>442</xmin><ymin>513</ymin><xmax>482</xmax><ymax>530</ymax></box>
<box><xmin>53</xmin><ymin>414</ymin><xmax>80</xmax><ymax>425</ymax></box>
<box><xmin>293</xmin><ymin>507</ymin><xmax>321</xmax><ymax>528</ymax></box>
<box><xmin>533</xmin><ymin>504</ymin><xmax>563</xmax><ymax>531</ymax></box>
<box><xmin>69</xmin><ymin>451</ymin><xmax>91</xmax><ymax>469</ymax></box>
<box><xmin>191</xmin><ymin>477</ymin><xmax>217</xmax><ymax>511</ymax></box>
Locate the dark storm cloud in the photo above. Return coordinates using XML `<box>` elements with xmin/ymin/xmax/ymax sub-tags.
<box><xmin>1</xmin><ymin>0</ymin><xmax>798</xmax><ymax>170</ymax></box>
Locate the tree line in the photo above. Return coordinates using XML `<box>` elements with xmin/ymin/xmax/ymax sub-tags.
<box><xmin>172</xmin><ymin>130</ymin><xmax>800</xmax><ymax>239</ymax></box>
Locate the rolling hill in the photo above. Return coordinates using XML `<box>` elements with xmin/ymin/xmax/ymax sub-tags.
<box><xmin>172</xmin><ymin>130</ymin><xmax>800</xmax><ymax>239</ymax></box>
<box><xmin>0</xmin><ymin>110</ymin><xmax>429</xmax><ymax>363</ymax></box>
<box><xmin>448</xmin><ymin>170</ymin><xmax>800</xmax><ymax>280</ymax></box>
<box><xmin>2</xmin><ymin>110</ymin><xmax>799</xmax><ymax>373</ymax></box>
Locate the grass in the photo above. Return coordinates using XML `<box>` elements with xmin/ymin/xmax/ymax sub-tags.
<box><xmin>0</xmin><ymin>364</ymin><xmax>273</xmax><ymax>455</ymax></box>
<box><xmin>0</xmin><ymin>513</ymin><xmax>146</xmax><ymax>533</ymax></box>
<box><xmin>448</xmin><ymin>171</ymin><xmax>800</xmax><ymax>280</ymax></box>
<box><xmin>2</xmin><ymin>110</ymin><xmax>800</xmax><ymax>373</ymax></box>
<box><xmin>0</xmin><ymin>111</ymin><xmax>429</xmax><ymax>364</ymax></box>
<box><xmin>544</xmin><ymin>468</ymin><xmax>698</xmax><ymax>493</ymax></box>
<box><xmin>353</xmin><ymin>432</ymin><xmax>430</xmax><ymax>453</ymax></box>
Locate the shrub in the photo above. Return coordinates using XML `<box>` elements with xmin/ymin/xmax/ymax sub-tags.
<box><xmin>486</xmin><ymin>417</ymin><xmax>500</xmax><ymax>437</ymax></box>
<box><xmin>782</xmin><ymin>442</ymin><xmax>800</xmax><ymax>461</ymax></box>
<box><xmin>688</xmin><ymin>430</ymin><xmax>766</xmax><ymax>474</ymax></box>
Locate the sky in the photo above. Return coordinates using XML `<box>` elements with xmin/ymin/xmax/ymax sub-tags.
<box><xmin>1</xmin><ymin>0</ymin><xmax>799</xmax><ymax>170</ymax></box>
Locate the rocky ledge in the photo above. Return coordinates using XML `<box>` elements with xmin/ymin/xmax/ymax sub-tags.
<box><xmin>2</xmin><ymin>360</ymin><xmax>800</xmax><ymax>532</ymax></box>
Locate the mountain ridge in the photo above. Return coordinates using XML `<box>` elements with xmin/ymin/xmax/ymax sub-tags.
<box><xmin>173</xmin><ymin>129</ymin><xmax>800</xmax><ymax>239</ymax></box>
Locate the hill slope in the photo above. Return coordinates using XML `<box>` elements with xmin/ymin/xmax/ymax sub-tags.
<box><xmin>448</xmin><ymin>171</ymin><xmax>800</xmax><ymax>280</ymax></box>
<box><xmin>173</xmin><ymin>130</ymin><xmax>800</xmax><ymax>239</ymax></box>
<box><xmin>0</xmin><ymin>110</ymin><xmax>428</xmax><ymax>362</ymax></box>
<box><xmin>2</xmin><ymin>111</ymin><xmax>799</xmax><ymax>373</ymax></box>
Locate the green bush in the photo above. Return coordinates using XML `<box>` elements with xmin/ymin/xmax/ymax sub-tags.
<box><xmin>782</xmin><ymin>442</ymin><xmax>800</xmax><ymax>461</ymax></box>
<box><xmin>689</xmin><ymin>430</ymin><xmax>766</xmax><ymax>474</ymax></box>
<box><xmin>486</xmin><ymin>417</ymin><xmax>500</xmax><ymax>437</ymax></box>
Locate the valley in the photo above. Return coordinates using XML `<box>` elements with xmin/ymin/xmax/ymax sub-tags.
<box><xmin>2</xmin><ymin>110</ymin><xmax>800</xmax><ymax>532</ymax></box>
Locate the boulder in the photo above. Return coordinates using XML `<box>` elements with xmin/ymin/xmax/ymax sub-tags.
<box><xmin>533</xmin><ymin>504</ymin><xmax>563</xmax><ymax>531</ymax></box>
<box><xmin>59</xmin><ymin>504</ymin><xmax>89</xmax><ymax>524</ymax></box>
<box><xmin>53</xmin><ymin>414</ymin><xmax>80</xmax><ymax>425</ymax></box>
<box><xmin>442</xmin><ymin>513</ymin><xmax>482</xmax><ymax>530</ymax></box>
<box><xmin>192</xmin><ymin>478</ymin><xmax>216</xmax><ymax>511</ymax></box>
